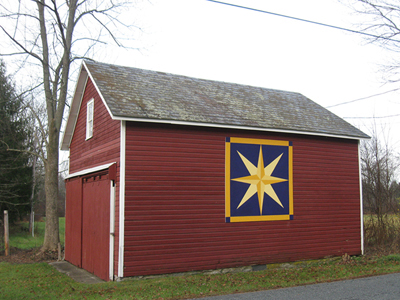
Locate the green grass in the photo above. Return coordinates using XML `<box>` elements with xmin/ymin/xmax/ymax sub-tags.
<box><xmin>2</xmin><ymin>218</ymin><xmax>400</xmax><ymax>299</ymax></box>
<box><xmin>5</xmin><ymin>217</ymin><xmax>65</xmax><ymax>249</ymax></box>
<box><xmin>1</xmin><ymin>255</ymin><xmax>400</xmax><ymax>299</ymax></box>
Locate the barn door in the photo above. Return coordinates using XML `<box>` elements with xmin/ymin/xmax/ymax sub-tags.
<box><xmin>65</xmin><ymin>176</ymin><xmax>83</xmax><ymax>267</ymax></box>
<box><xmin>81</xmin><ymin>172</ymin><xmax>110</xmax><ymax>281</ymax></box>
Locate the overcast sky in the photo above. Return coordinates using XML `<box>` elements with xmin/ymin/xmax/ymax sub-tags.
<box><xmin>96</xmin><ymin>0</ymin><xmax>399</xmax><ymax>146</ymax></box>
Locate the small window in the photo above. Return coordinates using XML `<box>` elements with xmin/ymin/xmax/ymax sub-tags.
<box><xmin>86</xmin><ymin>99</ymin><xmax>94</xmax><ymax>140</ymax></box>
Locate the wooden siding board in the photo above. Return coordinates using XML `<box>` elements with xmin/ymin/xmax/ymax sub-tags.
<box><xmin>124</xmin><ymin>232</ymin><xmax>361</xmax><ymax>249</ymax></box>
<box><xmin>124</xmin><ymin>224</ymin><xmax>361</xmax><ymax>238</ymax></box>
<box><xmin>124</xmin><ymin>222</ymin><xmax>360</xmax><ymax>233</ymax></box>
<box><xmin>123</xmin><ymin>123</ymin><xmax>362</xmax><ymax>277</ymax></box>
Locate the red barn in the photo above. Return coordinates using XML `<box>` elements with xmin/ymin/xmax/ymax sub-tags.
<box><xmin>61</xmin><ymin>60</ymin><xmax>368</xmax><ymax>281</ymax></box>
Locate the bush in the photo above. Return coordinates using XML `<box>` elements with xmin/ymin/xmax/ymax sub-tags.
<box><xmin>364</xmin><ymin>214</ymin><xmax>400</xmax><ymax>252</ymax></box>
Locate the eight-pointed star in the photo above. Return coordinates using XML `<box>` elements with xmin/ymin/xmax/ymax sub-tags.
<box><xmin>232</xmin><ymin>146</ymin><xmax>287</xmax><ymax>215</ymax></box>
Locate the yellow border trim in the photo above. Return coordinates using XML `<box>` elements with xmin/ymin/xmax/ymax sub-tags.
<box><xmin>225</xmin><ymin>137</ymin><xmax>293</xmax><ymax>222</ymax></box>
<box><xmin>229</xmin><ymin>215</ymin><xmax>291</xmax><ymax>222</ymax></box>
<box><xmin>225</xmin><ymin>141</ymin><xmax>231</xmax><ymax>217</ymax></box>
<box><xmin>230</xmin><ymin>137</ymin><xmax>290</xmax><ymax>146</ymax></box>
<box><xmin>289</xmin><ymin>145</ymin><xmax>294</xmax><ymax>215</ymax></box>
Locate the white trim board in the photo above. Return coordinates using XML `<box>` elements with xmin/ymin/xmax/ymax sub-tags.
<box><xmin>118</xmin><ymin>120</ymin><xmax>126</xmax><ymax>279</ymax></box>
<box><xmin>358</xmin><ymin>141</ymin><xmax>365</xmax><ymax>255</ymax></box>
<box><xmin>65</xmin><ymin>163</ymin><xmax>115</xmax><ymax>179</ymax></box>
<box><xmin>111</xmin><ymin>116</ymin><xmax>369</xmax><ymax>141</ymax></box>
<box><xmin>109</xmin><ymin>180</ymin><xmax>116</xmax><ymax>281</ymax></box>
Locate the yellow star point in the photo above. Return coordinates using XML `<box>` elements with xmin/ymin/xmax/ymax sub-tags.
<box><xmin>232</xmin><ymin>146</ymin><xmax>287</xmax><ymax>214</ymax></box>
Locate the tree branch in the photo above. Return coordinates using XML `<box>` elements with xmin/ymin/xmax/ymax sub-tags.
<box><xmin>1</xmin><ymin>140</ymin><xmax>46</xmax><ymax>163</ymax></box>
<box><xmin>0</xmin><ymin>25</ymin><xmax>43</xmax><ymax>62</ymax></box>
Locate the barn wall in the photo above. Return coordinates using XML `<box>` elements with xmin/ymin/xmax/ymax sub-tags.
<box><xmin>124</xmin><ymin>122</ymin><xmax>361</xmax><ymax>277</ymax></box>
<box><xmin>67</xmin><ymin>77</ymin><xmax>121</xmax><ymax>277</ymax></box>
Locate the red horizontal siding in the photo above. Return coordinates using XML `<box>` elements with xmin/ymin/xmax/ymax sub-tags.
<box><xmin>123</xmin><ymin>123</ymin><xmax>362</xmax><ymax>277</ymax></box>
<box><xmin>68</xmin><ymin>78</ymin><xmax>120</xmax><ymax>174</ymax></box>
<box><xmin>67</xmin><ymin>77</ymin><xmax>121</xmax><ymax>277</ymax></box>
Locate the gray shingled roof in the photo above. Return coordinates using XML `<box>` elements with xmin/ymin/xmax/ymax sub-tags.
<box><xmin>84</xmin><ymin>60</ymin><xmax>369</xmax><ymax>139</ymax></box>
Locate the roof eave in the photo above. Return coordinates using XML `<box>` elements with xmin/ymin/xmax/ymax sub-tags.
<box><xmin>60</xmin><ymin>64</ymin><xmax>88</xmax><ymax>151</ymax></box>
<box><xmin>111</xmin><ymin>115</ymin><xmax>370</xmax><ymax>141</ymax></box>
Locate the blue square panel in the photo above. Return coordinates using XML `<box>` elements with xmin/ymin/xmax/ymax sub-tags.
<box><xmin>225</xmin><ymin>138</ymin><xmax>293</xmax><ymax>222</ymax></box>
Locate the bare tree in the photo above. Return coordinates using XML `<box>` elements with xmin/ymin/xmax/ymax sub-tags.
<box><xmin>0</xmin><ymin>0</ymin><xmax>138</xmax><ymax>251</ymax></box>
<box><xmin>26</xmin><ymin>99</ymin><xmax>47</xmax><ymax>235</ymax></box>
<box><xmin>361</xmin><ymin>124</ymin><xmax>400</xmax><ymax>246</ymax></box>
<box><xmin>342</xmin><ymin>0</ymin><xmax>400</xmax><ymax>82</ymax></box>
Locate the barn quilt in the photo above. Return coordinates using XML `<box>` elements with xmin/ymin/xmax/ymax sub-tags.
<box><xmin>225</xmin><ymin>138</ymin><xmax>293</xmax><ymax>222</ymax></box>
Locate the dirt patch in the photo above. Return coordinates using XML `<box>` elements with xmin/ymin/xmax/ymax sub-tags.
<box><xmin>0</xmin><ymin>247</ymin><xmax>60</xmax><ymax>264</ymax></box>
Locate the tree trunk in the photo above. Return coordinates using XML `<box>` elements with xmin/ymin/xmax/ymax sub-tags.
<box><xmin>42</xmin><ymin>121</ymin><xmax>60</xmax><ymax>251</ymax></box>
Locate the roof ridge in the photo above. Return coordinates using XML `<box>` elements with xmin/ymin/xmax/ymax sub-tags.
<box><xmin>84</xmin><ymin>59</ymin><xmax>304</xmax><ymax>97</ymax></box>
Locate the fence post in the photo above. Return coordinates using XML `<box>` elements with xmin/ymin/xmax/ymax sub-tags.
<box><xmin>31</xmin><ymin>211</ymin><xmax>35</xmax><ymax>238</ymax></box>
<box><xmin>4</xmin><ymin>210</ymin><xmax>9</xmax><ymax>256</ymax></box>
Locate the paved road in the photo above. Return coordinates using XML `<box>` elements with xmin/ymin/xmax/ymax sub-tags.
<box><xmin>192</xmin><ymin>273</ymin><xmax>400</xmax><ymax>300</ymax></box>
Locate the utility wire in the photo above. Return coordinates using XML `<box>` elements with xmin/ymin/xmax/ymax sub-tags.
<box><xmin>206</xmin><ymin>0</ymin><xmax>400</xmax><ymax>119</ymax></box>
<box><xmin>326</xmin><ymin>88</ymin><xmax>400</xmax><ymax>108</ymax></box>
<box><xmin>344</xmin><ymin>114</ymin><xmax>400</xmax><ymax>119</ymax></box>
<box><xmin>205</xmin><ymin>0</ymin><xmax>400</xmax><ymax>44</ymax></box>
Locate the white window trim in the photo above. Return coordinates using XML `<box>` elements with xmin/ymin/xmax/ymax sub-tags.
<box><xmin>86</xmin><ymin>98</ymin><xmax>94</xmax><ymax>140</ymax></box>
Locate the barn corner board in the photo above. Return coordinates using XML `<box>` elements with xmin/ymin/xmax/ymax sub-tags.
<box><xmin>62</xmin><ymin>60</ymin><xmax>368</xmax><ymax>281</ymax></box>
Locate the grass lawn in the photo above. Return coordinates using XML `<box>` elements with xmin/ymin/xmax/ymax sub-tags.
<box><xmin>1</xmin><ymin>255</ymin><xmax>400</xmax><ymax>299</ymax></box>
<box><xmin>5</xmin><ymin>217</ymin><xmax>65</xmax><ymax>250</ymax></box>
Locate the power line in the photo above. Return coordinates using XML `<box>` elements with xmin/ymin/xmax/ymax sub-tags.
<box><xmin>205</xmin><ymin>0</ymin><xmax>400</xmax><ymax>121</ymax></box>
<box><xmin>326</xmin><ymin>88</ymin><xmax>400</xmax><ymax>108</ymax></box>
<box><xmin>344</xmin><ymin>114</ymin><xmax>400</xmax><ymax>119</ymax></box>
<box><xmin>205</xmin><ymin>0</ymin><xmax>400</xmax><ymax>44</ymax></box>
